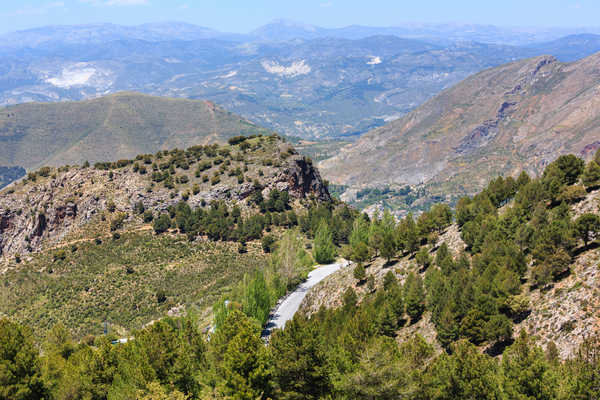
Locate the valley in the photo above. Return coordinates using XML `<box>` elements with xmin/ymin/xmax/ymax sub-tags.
<box><xmin>1</xmin><ymin>12</ymin><xmax>600</xmax><ymax>400</ymax></box>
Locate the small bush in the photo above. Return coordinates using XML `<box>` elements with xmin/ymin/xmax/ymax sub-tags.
<box><xmin>106</xmin><ymin>200</ymin><xmax>116</xmax><ymax>213</ymax></box>
<box><xmin>156</xmin><ymin>290</ymin><xmax>167</xmax><ymax>304</ymax></box>
<box><xmin>110</xmin><ymin>213</ymin><xmax>127</xmax><ymax>231</ymax></box>
<box><xmin>261</xmin><ymin>235</ymin><xmax>276</xmax><ymax>253</ymax></box>
<box><xmin>143</xmin><ymin>210</ymin><xmax>154</xmax><ymax>223</ymax></box>
<box><xmin>53</xmin><ymin>250</ymin><xmax>67</xmax><ymax>262</ymax></box>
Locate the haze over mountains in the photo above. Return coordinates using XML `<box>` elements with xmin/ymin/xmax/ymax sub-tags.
<box><xmin>321</xmin><ymin>52</ymin><xmax>600</xmax><ymax>209</ymax></box>
<box><xmin>3</xmin><ymin>21</ymin><xmax>600</xmax><ymax>141</ymax></box>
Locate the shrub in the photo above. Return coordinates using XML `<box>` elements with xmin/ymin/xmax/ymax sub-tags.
<box><xmin>228</xmin><ymin>135</ymin><xmax>248</xmax><ymax>145</ymax></box>
<box><xmin>153</xmin><ymin>214</ymin><xmax>171</xmax><ymax>234</ymax></box>
<box><xmin>134</xmin><ymin>201</ymin><xmax>145</xmax><ymax>215</ymax></box>
<box><xmin>582</xmin><ymin>161</ymin><xmax>600</xmax><ymax>190</ymax></box>
<box><xmin>53</xmin><ymin>250</ymin><xmax>67</xmax><ymax>262</ymax></box>
<box><xmin>353</xmin><ymin>263</ymin><xmax>366</xmax><ymax>281</ymax></box>
<box><xmin>156</xmin><ymin>290</ymin><xmax>167</xmax><ymax>304</ymax></box>
<box><xmin>143</xmin><ymin>210</ymin><xmax>154</xmax><ymax>223</ymax></box>
<box><xmin>37</xmin><ymin>166</ymin><xmax>52</xmax><ymax>177</ymax></box>
<box><xmin>110</xmin><ymin>213</ymin><xmax>127</xmax><ymax>231</ymax></box>
<box><xmin>261</xmin><ymin>235</ymin><xmax>276</xmax><ymax>253</ymax></box>
<box><xmin>558</xmin><ymin>185</ymin><xmax>587</xmax><ymax>204</ymax></box>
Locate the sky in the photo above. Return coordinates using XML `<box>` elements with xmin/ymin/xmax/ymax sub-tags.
<box><xmin>0</xmin><ymin>0</ymin><xmax>598</xmax><ymax>35</ymax></box>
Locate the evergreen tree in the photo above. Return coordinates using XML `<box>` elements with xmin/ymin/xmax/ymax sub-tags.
<box><xmin>416</xmin><ymin>246</ymin><xmax>432</xmax><ymax>270</ymax></box>
<box><xmin>153</xmin><ymin>213</ymin><xmax>171</xmax><ymax>234</ymax></box>
<box><xmin>210</xmin><ymin>310</ymin><xmax>271</xmax><ymax>399</ymax></box>
<box><xmin>404</xmin><ymin>272</ymin><xmax>425</xmax><ymax>322</ymax></box>
<box><xmin>380</xmin><ymin>230</ymin><xmax>397</xmax><ymax>262</ymax></box>
<box><xmin>502</xmin><ymin>330</ymin><xmax>558</xmax><ymax>400</ymax></box>
<box><xmin>0</xmin><ymin>319</ymin><xmax>47</xmax><ymax>400</ymax></box>
<box><xmin>424</xmin><ymin>340</ymin><xmax>504</xmax><ymax>400</ymax></box>
<box><xmin>270</xmin><ymin>315</ymin><xmax>331</xmax><ymax>399</ymax></box>
<box><xmin>337</xmin><ymin>337</ymin><xmax>418</xmax><ymax>399</ymax></box>
<box><xmin>582</xmin><ymin>161</ymin><xmax>600</xmax><ymax>190</ymax></box>
<box><xmin>574</xmin><ymin>213</ymin><xmax>600</xmax><ymax>247</ymax></box>
<box><xmin>313</xmin><ymin>219</ymin><xmax>336</xmax><ymax>264</ymax></box>
<box><xmin>353</xmin><ymin>263</ymin><xmax>366</xmax><ymax>282</ymax></box>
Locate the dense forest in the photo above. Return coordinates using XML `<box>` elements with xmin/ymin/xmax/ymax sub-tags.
<box><xmin>2</xmin><ymin>151</ymin><xmax>600</xmax><ymax>399</ymax></box>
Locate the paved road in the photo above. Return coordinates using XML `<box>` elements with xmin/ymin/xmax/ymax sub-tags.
<box><xmin>262</xmin><ymin>259</ymin><xmax>350</xmax><ymax>338</ymax></box>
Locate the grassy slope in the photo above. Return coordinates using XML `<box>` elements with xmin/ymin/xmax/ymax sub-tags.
<box><xmin>0</xmin><ymin>225</ymin><xmax>268</xmax><ymax>340</ymax></box>
<box><xmin>0</xmin><ymin>92</ymin><xmax>272</xmax><ymax>170</ymax></box>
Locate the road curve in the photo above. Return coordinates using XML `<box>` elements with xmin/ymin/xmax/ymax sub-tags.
<box><xmin>262</xmin><ymin>259</ymin><xmax>350</xmax><ymax>338</ymax></box>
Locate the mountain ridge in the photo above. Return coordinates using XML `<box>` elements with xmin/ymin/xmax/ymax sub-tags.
<box><xmin>0</xmin><ymin>91</ymin><xmax>272</xmax><ymax>172</ymax></box>
<box><xmin>320</xmin><ymin>52</ymin><xmax>600</xmax><ymax>209</ymax></box>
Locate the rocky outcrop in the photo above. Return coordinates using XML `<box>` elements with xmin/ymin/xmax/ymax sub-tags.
<box><xmin>0</xmin><ymin>139</ymin><xmax>330</xmax><ymax>259</ymax></box>
<box><xmin>276</xmin><ymin>155</ymin><xmax>331</xmax><ymax>202</ymax></box>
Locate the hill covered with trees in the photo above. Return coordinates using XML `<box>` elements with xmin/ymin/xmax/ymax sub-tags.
<box><xmin>2</xmin><ymin>145</ymin><xmax>600</xmax><ymax>398</ymax></box>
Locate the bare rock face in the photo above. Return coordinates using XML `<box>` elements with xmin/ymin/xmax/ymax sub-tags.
<box><xmin>276</xmin><ymin>155</ymin><xmax>331</xmax><ymax>202</ymax></box>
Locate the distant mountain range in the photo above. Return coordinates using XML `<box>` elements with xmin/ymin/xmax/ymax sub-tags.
<box><xmin>3</xmin><ymin>20</ymin><xmax>600</xmax><ymax>47</ymax></box>
<box><xmin>320</xmin><ymin>52</ymin><xmax>600</xmax><ymax>210</ymax></box>
<box><xmin>0</xmin><ymin>92</ymin><xmax>271</xmax><ymax>174</ymax></box>
<box><xmin>3</xmin><ymin>22</ymin><xmax>600</xmax><ymax>140</ymax></box>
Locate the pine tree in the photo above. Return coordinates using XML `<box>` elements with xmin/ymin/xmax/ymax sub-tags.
<box><xmin>353</xmin><ymin>263</ymin><xmax>366</xmax><ymax>282</ymax></box>
<box><xmin>313</xmin><ymin>219</ymin><xmax>336</xmax><ymax>264</ymax></box>
<box><xmin>574</xmin><ymin>213</ymin><xmax>600</xmax><ymax>247</ymax></box>
<box><xmin>502</xmin><ymin>330</ymin><xmax>557</xmax><ymax>399</ymax></box>
<box><xmin>270</xmin><ymin>315</ymin><xmax>331</xmax><ymax>399</ymax></box>
<box><xmin>415</xmin><ymin>246</ymin><xmax>432</xmax><ymax>270</ymax></box>
<box><xmin>378</xmin><ymin>304</ymin><xmax>398</xmax><ymax>336</ymax></box>
<box><xmin>404</xmin><ymin>272</ymin><xmax>425</xmax><ymax>322</ymax></box>
<box><xmin>582</xmin><ymin>161</ymin><xmax>600</xmax><ymax>190</ymax></box>
<box><xmin>0</xmin><ymin>319</ymin><xmax>47</xmax><ymax>400</ymax></box>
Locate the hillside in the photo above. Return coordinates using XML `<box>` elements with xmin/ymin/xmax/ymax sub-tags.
<box><xmin>313</xmin><ymin>152</ymin><xmax>600</xmax><ymax>360</ymax></box>
<box><xmin>2</xmin><ymin>146</ymin><xmax>600</xmax><ymax>399</ymax></box>
<box><xmin>320</xmin><ymin>52</ymin><xmax>600</xmax><ymax>211</ymax></box>
<box><xmin>0</xmin><ymin>135</ymin><xmax>331</xmax><ymax>338</ymax></box>
<box><xmin>0</xmin><ymin>92</ymin><xmax>271</xmax><ymax>175</ymax></box>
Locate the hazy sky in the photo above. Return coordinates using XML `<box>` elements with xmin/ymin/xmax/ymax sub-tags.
<box><xmin>0</xmin><ymin>0</ymin><xmax>598</xmax><ymax>34</ymax></box>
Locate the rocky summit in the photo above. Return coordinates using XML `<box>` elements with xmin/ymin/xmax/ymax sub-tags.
<box><xmin>0</xmin><ymin>135</ymin><xmax>329</xmax><ymax>259</ymax></box>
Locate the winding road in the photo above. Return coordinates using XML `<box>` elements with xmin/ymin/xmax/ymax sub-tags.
<box><xmin>262</xmin><ymin>259</ymin><xmax>350</xmax><ymax>338</ymax></box>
